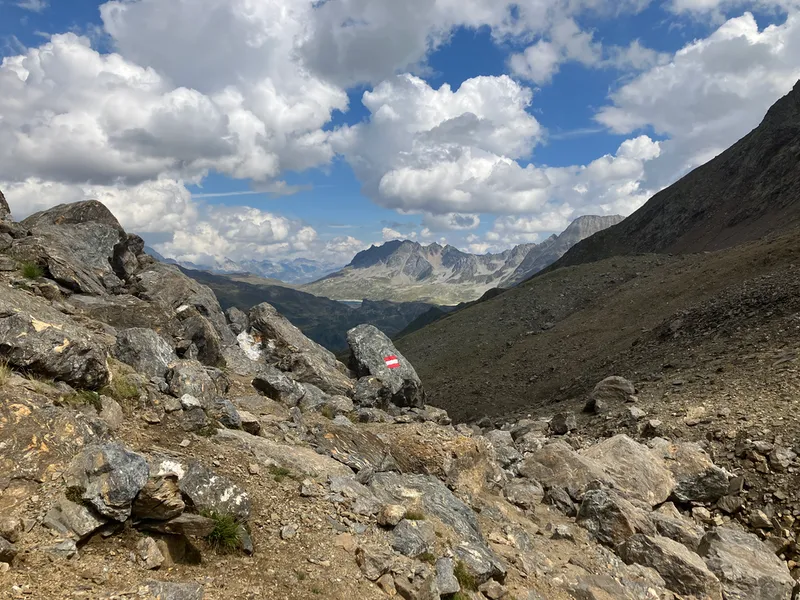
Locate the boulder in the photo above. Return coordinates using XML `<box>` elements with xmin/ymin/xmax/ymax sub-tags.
<box><xmin>252</xmin><ymin>366</ymin><xmax>306</xmax><ymax>406</ymax></box>
<box><xmin>15</xmin><ymin>201</ymin><xmax>137</xmax><ymax>294</ymax></box>
<box><xmin>619</xmin><ymin>534</ymin><xmax>722</xmax><ymax>600</ymax></box>
<box><xmin>346</xmin><ymin>324</ymin><xmax>424</xmax><ymax>408</ymax></box>
<box><xmin>503</xmin><ymin>480</ymin><xmax>545</xmax><ymax>510</ymax></box>
<box><xmin>167</xmin><ymin>361</ymin><xmax>217</xmax><ymax>403</ymax></box>
<box><xmin>137</xmin><ymin>536</ymin><xmax>166</xmax><ymax>570</ymax></box>
<box><xmin>175</xmin><ymin>305</ymin><xmax>226</xmax><ymax>367</ymax></box>
<box><xmin>134</xmin><ymin>262</ymin><xmax>235</xmax><ymax>346</ymax></box>
<box><xmin>114</xmin><ymin>328</ymin><xmax>177</xmax><ymax>378</ymax></box>
<box><xmin>576</xmin><ymin>488</ymin><xmax>655</xmax><ymax>547</ymax></box>
<box><xmin>369</xmin><ymin>472</ymin><xmax>504</xmax><ymax>583</ymax></box>
<box><xmin>177</xmin><ymin>461</ymin><xmax>251</xmax><ymax>522</ymax></box>
<box><xmin>391</xmin><ymin>519</ymin><xmax>436</xmax><ymax>557</ymax></box>
<box><xmin>435</xmin><ymin>557</ymin><xmax>460</xmax><ymax>596</ymax></box>
<box><xmin>518</xmin><ymin>441</ymin><xmax>614</xmax><ymax>500</ymax></box>
<box><xmin>0</xmin><ymin>285</ymin><xmax>110</xmax><ymax>388</ymax></box>
<box><xmin>590</xmin><ymin>376</ymin><xmax>635</xmax><ymax>404</ymax></box>
<box><xmin>43</xmin><ymin>496</ymin><xmax>108</xmax><ymax>540</ymax></box>
<box><xmin>353</xmin><ymin>376</ymin><xmax>394</xmax><ymax>409</ymax></box>
<box><xmin>249</xmin><ymin>303</ymin><xmax>353</xmax><ymax>395</ymax></box>
<box><xmin>698</xmin><ymin>527</ymin><xmax>795</xmax><ymax>600</ymax></box>
<box><xmin>0</xmin><ymin>537</ymin><xmax>18</xmax><ymax>564</ymax></box>
<box><xmin>650</xmin><ymin>503</ymin><xmax>705</xmax><ymax>551</ymax></box>
<box><xmin>356</xmin><ymin>544</ymin><xmax>396</xmax><ymax>581</ymax></box>
<box><xmin>0</xmin><ymin>188</ymin><xmax>10</xmax><ymax>220</ymax></box>
<box><xmin>314</xmin><ymin>424</ymin><xmax>398</xmax><ymax>473</ymax></box>
<box><xmin>133</xmin><ymin>477</ymin><xmax>186</xmax><ymax>521</ymax></box>
<box><xmin>485</xmin><ymin>430</ymin><xmax>522</xmax><ymax>468</ymax></box>
<box><xmin>143</xmin><ymin>581</ymin><xmax>204</xmax><ymax>600</ymax></box>
<box><xmin>550</xmin><ymin>412</ymin><xmax>577</xmax><ymax>435</ymax></box>
<box><xmin>141</xmin><ymin>514</ymin><xmax>217</xmax><ymax>538</ymax></box>
<box><xmin>394</xmin><ymin>564</ymin><xmax>439</xmax><ymax>600</ymax></box>
<box><xmin>216</xmin><ymin>428</ymin><xmax>353</xmax><ymax>479</ymax></box>
<box><xmin>225</xmin><ymin>307</ymin><xmax>248</xmax><ymax>335</ymax></box>
<box><xmin>651</xmin><ymin>439</ymin><xmax>730</xmax><ymax>503</ymax></box>
<box><xmin>207</xmin><ymin>398</ymin><xmax>242</xmax><ymax>429</ymax></box>
<box><xmin>64</xmin><ymin>442</ymin><xmax>149</xmax><ymax>521</ymax></box>
<box><xmin>582</xmin><ymin>435</ymin><xmax>675</xmax><ymax>506</ymax></box>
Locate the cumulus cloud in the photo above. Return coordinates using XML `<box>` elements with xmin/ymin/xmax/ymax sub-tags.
<box><xmin>335</xmin><ymin>74</ymin><xmax>547</xmax><ymax>215</ymax></box>
<box><xmin>597</xmin><ymin>11</ymin><xmax>800</xmax><ymax>188</ymax></box>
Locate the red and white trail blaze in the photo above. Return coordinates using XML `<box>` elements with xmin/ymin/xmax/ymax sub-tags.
<box><xmin>384</xmin><ymin>355</ymin><xmax>400</xmax><ymax>369</ymax></box>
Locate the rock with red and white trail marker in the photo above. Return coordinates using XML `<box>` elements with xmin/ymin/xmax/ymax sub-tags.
<box><xmin>346</xmin><ymin>324</ymin><xmax>425</xmax><ymax>408</ymax></box>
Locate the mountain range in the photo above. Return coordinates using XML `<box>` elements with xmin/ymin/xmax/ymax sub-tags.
<box><xmin>143</xmin><ymin>247</ymin><xmax>342</xmax><ymax>285</ymax></box>
<box><xmin>303</xmin><ymin>215</ymin><xmax>624</xmax><ymax>304</ymax></box>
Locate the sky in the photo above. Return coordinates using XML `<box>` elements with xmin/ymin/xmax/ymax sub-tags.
<box><xmin>1</xmin><ymin>0</ymin><xmax>799</xmax><ymax>267</ymax></box>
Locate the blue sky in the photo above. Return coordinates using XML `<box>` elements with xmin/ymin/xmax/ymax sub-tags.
<box><xmin>1</xmin><ymin>0</ymin><xmax>798</xmax><ymax>265</ymax></box>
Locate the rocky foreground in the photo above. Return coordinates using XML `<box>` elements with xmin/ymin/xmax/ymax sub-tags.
<box><xmin>0</xmin><ymin>195</ymin><xmax>797</xmax><ymax>600</ymax></box>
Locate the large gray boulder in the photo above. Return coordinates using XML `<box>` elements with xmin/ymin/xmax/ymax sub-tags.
<box><xmin>698</xmin><ymin>527</ymin><xmax>795</xmax><ymax>600</ymax></box>
<box><xmin>167</xmin><ymin>361</ymin><xmax>218</xmax><ymax>403</ymax></box>
<box><xmin>0</xmin><ymin>285</ymin><xmax>110</xmax><ymax>388</ymax></box>
<box><xmin>43</xmin><ymin>496</ymin><xmax>108</xmax><ymax>540</ymax></box>
<box><xmin>134</xmin><ymin>262</ymin><xmax>236</xmax><ymax>349</ymax></box>
<box><xmin>651</xmin><ymin>439</ymin><xmax>730</xmax><ymax>503</ymax></box>
<box><xmin>576</xmin><ymin>488</ymin><xmax>655</xmax><ymax>547</ymax></box>
<box><xmin>346</xmin><ymin>324</ymin><xmax>424</xmax><ymax>408</ymax></box>
<box><xmin>177</xmin><ymin>461</ymin><xmax>251</xmax><ymax>522</ymax></box>
<box><xmin>248</xmin><ymin>303</ymin><xmax>353</xmax><ymax>396</ymax></box>
<box><xmin>0</xmin><ymin>188</ymin><xmax>11</xmax><ymax>221</ymax></box>
<box><xmin>64</xmin><ymin>443</ymin><xmax>149</xmax><ymax>521</ymax></box>
<box><xmin>114</xmin><ymin>327</ymin><xmax>177</xmax><ymax>378</ymax></box>
<box><xmin>252</xmin><ymin>365</ymin><xmax>306</xmax><ymax>406</ymax></box>
<box><xmin>582</xmin><ymin>435</ymin><xmax>675</xmax><ymax>507</ymax></box>
<box><xmin>14</xmin><ymin>201</ymin><xmax>143</xmax><ymax>294</ymax></box>
<box><xmin>518</xmin><ymin>441</ymin><xmax>614</xmax><ymax>500</ymax></box>
<box><xmin>619</xmin><ymin>534</ymin><xmax>722</xmax><ymax>600</ymax></box>
<box><xmin>369</xmin><ymin>472</ymin><xmax>504</xmax><ymax>583</ymax></box>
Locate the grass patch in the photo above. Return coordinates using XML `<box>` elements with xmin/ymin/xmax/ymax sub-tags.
<box><xmin>196</xmin><ymin>424</ymin><xmax>219</xmax><ymax>437</ymax></box>
<box><xmin>61</xmin><ymin>390</ymin><xmax>103</xmax><ymax>412</ymax></box>
<box><xmin>454</xmin><ymin>561</ymin><xmax>477</xmax><ymax>592</ymax></box>
<box><xmin>320</xmin><ymin>405</ymin><xmax>336</xmax><ymax>420</ymax></box>
<box><xmin>20</xmin><ymin>262</ymin><xmax>44</xmax><ymax>280</ymax></box>
<box><xmin>25</xmin><ymin>372</ymin><xmax>55</xmax><ymax>388</ymax></box>
<box><xmin>418</xmin><ymin>552</ymin><xmax>436</xmax><ymax>565</ymax></box>
<box><xmin>295</xmin><ymin>571</ymin><xmax>307</xmax><ymax>581</ymax></box>
<box><xmin>204</xmin><ymin>512</ymin><xmax>241</xmax><ymax>554</ymax></box>
<box><xmin>100</xmin><ymin>372</ymin><xmax>138</xmax><ymax>402</ymax></box>
<box><xmin>0</xmin><ymin>361</ymin><xmax>12</xmax><ymax>387</ymax></box>
<box><xmin>311</xmin><ymin>587</ymin><xmax>322</xmax><ymax>595</ymax></box>
<box><xmin>269</xmin><ymin>465</ymin><xmax>291</xmax><ymax>483</ymax></box>
<box><xmin>404</xmin><ymin>509</ymin><xmax>426</xmax><ymax>521</ymax></box>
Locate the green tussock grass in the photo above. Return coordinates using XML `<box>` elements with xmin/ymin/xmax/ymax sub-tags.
<box><xmin>404</xmin><ymin>509</ymin><xmax>426</xmax><ymax>521</ymax></box>
<box><xmin>0</xmin><ymin>361</ymin><xmax>12</xmax><ymax>387</ymax></box>
<box><xmin>454</xmin><ymin>561</ymin><xmax>477</xmax><ymax>592</ymax></box>
<box><xmin>61</xmin><ymin>390</ymin><xmax>103</xmax><ymax>412</ymax></box>
<box><xmin>320</xmin><ymin>405</ymin><xmax>336</xmax><ymax>420</ymax></box>
<box><xmin>295</xmin><ymin>571</ymin><xmax>307</xmax><ymax>581</ymax></box>
<box><xmin>418</xmin><ymin>552</ymin><xmax>436</xmax><ymax>565</ymax></box>
<box><xmin>20</xmin><ymin>262</ymin><xmax>44</xmax><ymax>280</ymax></box>
<box><xmin>269</xmin><ymin>465</ymin><xmax>291</xmax><ymax>483</ymax></box>
<box><xmin>203</xmin><ymin>512</ymin><xmax>241</xmax><ymax>554</ymax></box>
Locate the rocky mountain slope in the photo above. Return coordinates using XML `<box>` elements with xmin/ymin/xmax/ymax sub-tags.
<box><xmin>303</xmin><ymin>216</ymin><xmax>621</xmax><ymax>304</ymax></box>
<box><xmin>2</xmin><ymin>195</ymin><xmax>798</xmax><ymax>599</ymax></box>
<box><xmin>552</xmin><ymin>80</ymin><xmax>800</xmax><ymax>270</ymax></box>
<box><xmin>179</xmin><ymin>267</ymin><xmax>434</xmax><ymax>352</ymax></box>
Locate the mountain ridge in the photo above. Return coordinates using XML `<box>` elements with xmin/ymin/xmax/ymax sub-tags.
<box><xmin>550</xmin><ymin>79</ymin><xmax>800</xmax><ymax>271</ymax></box>
<box><xmin>303</xmin><ymin>214</ymin><xmax>623</xmax><ymax>304</ymax></box>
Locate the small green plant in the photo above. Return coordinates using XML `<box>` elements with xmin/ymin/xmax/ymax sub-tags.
<box><xmin>0</xmin><ymin>361</ymin><xmax>12</xmax><ymax>387</ymax></box>
<box><xmin>196</xmin><ymin>424</ymin><xmax>219</xmax><ymax>438</ymax></box>
<box><xmin>62</xmin><ymin>390</ymin><xmax>103</xmax><ymax>412</ymax></box>
<box><xmin>204</xmin><ymin>512</ymin><xmax>241</xmax><ymax>554</ymax></box>
<box><xmin>25</xmin><ymin>372</ymin><xmax>55</xmax><ymax>388</ymax></box>
<box><xmin>20</xmin><ymin>262</ymin><xmax>44</xmax><ymax>280</ymax></box>
<box><xmin>295</xmin><ymin>571</ymin><xmax>307</xmax><ymax>582</ymax></box>
<box><xmin>320</xmin><ymin>405</ymin><xmax>336</xmax><ymax>420</ymax></box>
<box><xmin>311</xmin><ymin>587</ymin><xmax>322</xmax><ymax>595</ymax></box>
<box><xmin>453</xmin><ymin>561</ymin><xmax>477</xmax><ymax>592</ymax></box>
<box><xmin>269</xmin><ymin>465</ymin><xmax>291</xmax><ymax>483</ymax></box>
<box><xmin>100</xmin><ymin>374</ymin><xmax>138</xmax><ymax>402</ymax></box>
<box><xmin>404</xmin><ymin>509</ymin><xmax>426</xmax><ymax>521</ymax></box>
<box><xmin>418</xmin><ymin>552</ymin><xmax>436</xmax><ymax>565</ymax></box>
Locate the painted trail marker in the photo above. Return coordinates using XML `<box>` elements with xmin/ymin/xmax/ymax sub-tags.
<box><xmin>384</xmin><ymin>355</ymin><xmax>400</xmax><ymax>369</ymax></box>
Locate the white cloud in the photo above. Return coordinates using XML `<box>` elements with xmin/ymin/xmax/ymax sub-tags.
<box><xmin>421</xmin><ymin>213</ymin><xmax>481</xmax><ymax>231</ymax></box>
<box><xmin>16</xmin><ymin>0</ymin><xmax>48</xmax><ymax>12</ymax></box>
<box><xmin>596</xmin><ymin>11</ymin><xmax>800</xmax><ymax>188</ymax></box>
<box><xmin>382</xmin><ymin>227</ymin><xmax>405</xmax><ymax>241</ymax></box>
<box><xmin>335</xmin><ymin>73</ymin><xmax>547</xmax><ymax>215</ymax></box>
